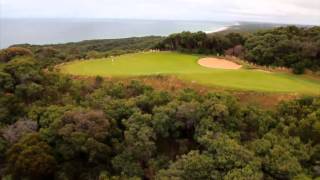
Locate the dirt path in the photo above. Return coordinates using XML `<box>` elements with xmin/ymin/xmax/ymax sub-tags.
<box><xmin>198</xmin><ymin>57</ymin><xmax>242</xmax><ymax>69</ymax></box>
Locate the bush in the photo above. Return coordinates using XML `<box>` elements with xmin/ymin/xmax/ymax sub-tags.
<box><xmin>0</xmin><ymin>47</ymin><xmax>33</xmax><ymax>62</ymax></box>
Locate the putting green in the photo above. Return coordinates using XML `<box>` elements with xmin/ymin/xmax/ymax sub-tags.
<box><xmin>60</xmin><ymin>52</ymin><xmax>320</xmax><ymax>94</ymax></box>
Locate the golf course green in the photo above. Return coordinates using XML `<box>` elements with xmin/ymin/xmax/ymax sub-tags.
<box><xmin>60</xmin><ymin>52</ymin><xmax>320</xmax><ymax>93</ymax></box>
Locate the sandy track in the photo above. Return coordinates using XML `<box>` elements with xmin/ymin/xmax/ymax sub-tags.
<box><xmin>198</xmin><ymin>57</ymin><xmax>242</xmax><ymax>69</ymax></box>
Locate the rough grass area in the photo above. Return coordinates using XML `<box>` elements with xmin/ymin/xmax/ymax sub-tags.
<box><xmin>60</xmin><ymin>52</ymin><xmax>320</xmax><ymax>94</ymax></box>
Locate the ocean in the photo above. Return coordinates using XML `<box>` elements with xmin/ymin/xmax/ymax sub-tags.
<box><xmin>0</xmin><ymin>19</ymin><xmax>233</xmax><ymax>49</ymax></box>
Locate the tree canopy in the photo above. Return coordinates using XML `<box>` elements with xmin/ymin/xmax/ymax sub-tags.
<box><xmin>0</xmin><ymin>26</ymin><xmax>319</xmax><ymax>179</ymax></box>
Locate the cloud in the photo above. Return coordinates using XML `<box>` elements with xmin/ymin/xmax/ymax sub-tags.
<box><xmin>1</xmin><ymin>0</ymin><xmax>319</xmax><ymax>25</ymax></box>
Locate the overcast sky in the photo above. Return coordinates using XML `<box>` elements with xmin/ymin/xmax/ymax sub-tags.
<box><xmin>1</xmin><ymin>0</ymin><xmax>319</xmax><ymax>25</ymax></box>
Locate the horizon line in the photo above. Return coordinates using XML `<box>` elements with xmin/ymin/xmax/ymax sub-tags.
<box><xmin>1</xmin><ymin>17</ymin><xmax>319</xmax><ymax>26</ymax></box>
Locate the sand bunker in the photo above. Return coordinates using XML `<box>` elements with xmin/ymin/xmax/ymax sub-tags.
<box><xmin>198</xmin><ymin>57</ymin><xmax>242</xmax><ymax>70</ymax></box>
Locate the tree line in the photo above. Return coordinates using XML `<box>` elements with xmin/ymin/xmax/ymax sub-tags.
<box><xmin>0</xmin><ymin>36</ymin><xmax>164</xmax><ymax>69</ymax></box>
<box><xmin>155</xmin><ymin>26</ymin><xmax>320</xmax><ymax>74</ymax></box>
<box><xmin>1</xmin><ymin>26</ymin><xmax>319</xmax><ymax>74</ymax></box>
<box><xmin>0</xmin><ymin>47</ymin><xmax>319</xmax><ymax>179</ymax></box>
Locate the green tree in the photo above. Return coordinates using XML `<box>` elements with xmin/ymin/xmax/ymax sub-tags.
<box><xmin>41</xmin><ymin>109</ymin><xmax>112</xmax><ymax>166</ymax></box>
<box><xmin>156</xmin><ymin>151</ymin><xmax>219</xmax><ymax>180</ymax></box>
<box><xmin>0</xmin><ymin>47</ymin><xmax>33</xmax><ymax>62</ymax></box>
<box><xmin>5</xmin><ymin>133</ymin><xmax>57</xmax><ymax>179</ymax></box>
<box><xmin>198</xmin><ymin>133</ymin><xmax>262</xmax><ymax>175</ymax></box>
<box><xmin>112</xmin><ymin>112</ymin><xmax>156</xmax><ymax>177</ymax></box>
<box><xmin>249</xmin><ymin>132</ymin><xmax>310</xmax><ymax>179</ymax></box>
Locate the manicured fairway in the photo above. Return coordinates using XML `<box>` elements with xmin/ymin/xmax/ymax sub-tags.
<box><xmin>60</xmin><ymin>52</ymin><xmax>320</xmax><ymax>93</ymax></box>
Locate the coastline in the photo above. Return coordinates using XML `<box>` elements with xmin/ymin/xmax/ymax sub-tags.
<box><xmin>1</xmin><ymin>19</ymin><xmax>238</xmax><ymax>48</ymax></box>
<box><xmin>204</xmin><ymin>22</ymin><xmax>240</xmax><ymax>34</ymax></box>
<box><xmin>204</xmin><ymin>26</ymin><xmax>230</xmax><ymax>34</ymax></box>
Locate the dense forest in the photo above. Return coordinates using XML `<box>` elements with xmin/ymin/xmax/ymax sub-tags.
<box><xmin>0</xmin><ymin>40</ymin><xmax>320</xmax><ymax>179</ymax></box>
<box><xmin>156</xmin><ymin>26</ymin><xmax>320</xmax><ymax>74</ymax></box>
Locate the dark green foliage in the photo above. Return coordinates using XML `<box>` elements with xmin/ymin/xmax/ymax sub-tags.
<box><xmin>198</xmin><ymin>133</ymin><xmax>262</xmax><ymax>175</ymax></box>
<box><xmin>0</xmin><ymin>71</ymin><xmax>14</xmax><ymax>92</ymax></box>
<box><xmin>157</xmin><ymin>151</ymin><xmax>219</xmax><ymax>179</ymax></box>
<box><xmin>0</xmin><ymin>47</ymin><xmax>33</xmax><ymax>62</ymax></box>
<box><xmin>276</xmin><ymin>97</ymin><xmax>320</xmax><ymax>144</ymax></box>
<box><xmin>245</xmin><ymin>26</ymin><xmax>320</xmax><ymax>74</ymax></box>
<box><xmin>5</xmin><ymin>133</ymin><xmax>57</xmax><ymax>179</ymax></box>
<box><xmin>156</xmin><ymin>31</ymin><xmax>245</xmax><ymax>55</ymax></box>
<box><xmin>251</xmin><ymin>133</ymin><xmax>310</xmax><ymax>177</ymax></box>
<box><xmin>112</xmin><ymin>112</ymin><xmax>156</xmax><ymax>177</ymax></box>
<box><xmin>156</xmin><ymin>26</ymin><xmax>320</xmax><ymax>74</ymax></box>
<box><xmin>11</xmin><ymin>36</ymin><xmax>164</xmax><ymax>68</ymax></box>
<box><xmin>0</xmin><ymin>69</ymin><xmax>319</xmax><ymax>178</ymax></box>
<box><xmin>0</xmin><ymin>37</ymin><xmax>319</xmax><ymax>179</ymax></box>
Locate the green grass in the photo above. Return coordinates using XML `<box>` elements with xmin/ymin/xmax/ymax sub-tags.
<box><xmin>60</xmin><ymin>52</ymin><xmax>320</xmax><ymax>94</ymax></box>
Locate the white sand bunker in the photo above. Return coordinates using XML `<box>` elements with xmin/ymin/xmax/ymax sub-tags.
<box><xmin>198</xmin><ymin>57</ymin><xmax>242</xmax><ymax>70</ymax></box>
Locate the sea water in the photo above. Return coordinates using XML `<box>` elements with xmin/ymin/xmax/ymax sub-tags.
<box><xmin>0</xmin><ymin>18</ymin><xmax>233</xmax><ymax>48</ymax></box>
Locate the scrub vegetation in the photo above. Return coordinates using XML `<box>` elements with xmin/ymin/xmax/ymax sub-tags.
<box><xmin>0</xmin><ymin>25</ymin><xmax>320</xmax><ymax>179</ymax></box>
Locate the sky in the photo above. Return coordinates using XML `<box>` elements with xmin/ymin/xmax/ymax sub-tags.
<box><xmin>1</xmin><ymin>0</ymin><xmax>319</xmax><ymax>25</ymax></box>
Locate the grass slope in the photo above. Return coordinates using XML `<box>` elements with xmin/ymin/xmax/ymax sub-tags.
<box><xmin>60</xmin><ymin>52</ymin><xmax>320</xmax><ymax>94</ymax></box>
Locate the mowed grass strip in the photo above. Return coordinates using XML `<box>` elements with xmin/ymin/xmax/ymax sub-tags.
<box><xmin>60</xmin><ymin>52</ymin><xmax>320</xmax><ymax>94</ymax></box>
<box><xmin>61</xmin><ymin>52</ymin><xmax>204</xmax><ymax>75</ymax></box>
